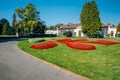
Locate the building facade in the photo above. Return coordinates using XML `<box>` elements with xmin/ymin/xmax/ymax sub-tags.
<box><xmin>57</xmin><ymin>24</ymin><xmax>84</xmax><ymax>37</ymax></box>
<box><xmin>101</xmin><ymin>23</ymin><xmax>116</xmax><ymax>37</ymax></box>
<box><xmin>55</xmin><ymin>23</ymin><xmax>117</xmax><ymax>37</ymax></box>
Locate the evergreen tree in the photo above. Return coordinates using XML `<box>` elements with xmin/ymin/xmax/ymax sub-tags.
<box><xmin>80</xmin><ymin>0</ymin><xmax>101</xmax><ymax>37</ymax></box>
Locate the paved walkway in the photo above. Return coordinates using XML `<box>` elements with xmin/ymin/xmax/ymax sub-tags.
<box><xmin>0</xmin><ymin>39</ymin><xmax>86</xmax><ymax>80</ymax></box>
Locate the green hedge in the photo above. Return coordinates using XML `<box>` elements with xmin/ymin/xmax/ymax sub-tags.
<box><xmin>22</xmin><ymin>34</ymin><xmax>57</xmax><ymax>38</ymax></box>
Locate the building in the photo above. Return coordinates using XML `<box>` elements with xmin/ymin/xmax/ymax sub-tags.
<box><xmin>57</xmin><ymin>24</ymin><xmax>84</xmax><ymax>37</ymax></box>
<box><xmin>101</xmin><ymin>23</ymin><xmax>117</xmax><ymax>37</ymax></box>
<box><xmin>45</xmin><ymin>30</ymin><xmax>57</xmax><ymax>34</ymax></box>
<box><xmin>57</xmin><ymin>23</ymin><xmax>117</xmax><ymax>37</ymax></box>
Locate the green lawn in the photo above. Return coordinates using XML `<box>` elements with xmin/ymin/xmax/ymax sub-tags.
<box><xmin>17</xmin><ymin>38</ymin><xmax>120</xmax><ymax>80</ymax></box>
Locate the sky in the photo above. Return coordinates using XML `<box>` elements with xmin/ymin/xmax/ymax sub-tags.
<box><xmin>0</xmin><ymin>0</ymin><xmax>120</xmax><ymax>26</ymax></box>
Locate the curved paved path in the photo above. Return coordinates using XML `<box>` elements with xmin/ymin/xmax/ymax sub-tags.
<box><xmin>0</xmin><ymin>39</ymin><xmax>86</xmax><ymax>80</ymax></box>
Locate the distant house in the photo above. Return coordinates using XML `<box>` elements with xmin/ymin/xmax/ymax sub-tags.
<box><xmin>57</xmin><ymin>24</ymin><xmax>84</xmax><ymax>37</ymax></box>
<box><xmin>101</xmin><ymin>23</ymin><xmax>117</xmax><ymax>37</ymax></box>
<box><xmin>57</xmin><ymin>23</ymin><xmax>117</xmax><ymax>37</ymax></box>
<box><xmin>45</xmin><ymin>30</ymin><xmax>57</xmax><ymax>34</ymax></box>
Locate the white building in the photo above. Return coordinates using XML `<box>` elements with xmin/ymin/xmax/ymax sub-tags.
<box><xmin>45</xmin><ymin>30</ymin><xmax>57</xmax><ymax>34</ymax></box>
<box><xmin>101</xmin><ymin>23</ymin><xmax>117</xmax><ymax>37</ymax></box>
<box><xmin>57</xmin><ymin>23</ymin><xmax>117</xmax><ymax>37</ymax></box>
<box><xmin>57</xmin><ymin>24</ymin><xmax>84</xmax><ymax>37</ymax></box>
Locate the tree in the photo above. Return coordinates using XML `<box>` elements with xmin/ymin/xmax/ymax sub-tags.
<box><xmin>33</xmin><ymin>21</ymin><xmax>46</xmax><ymax>34</ymax></box>
<box><xmin>0</xmin><ymin>23</ymin><xmax>2</xmax><ymax>34</ymax></box>
<box><xmin>80</xmin><ymin>0</ymin><xmax>101</xmax><ymax>37</ymax></box>
<box><xmin>12</xmin><ymin>13</ymin><xmax>18</xmax><ymax>36</ymax></box>
<box><xmin>0</xmin><ymin>18</ymin><xmax>10</xmax><ymax>35</ymax></box>
<box><xmin>15</xmin><ymin>3</ymin><xmax>45</xmax><ymax>36</ymax></box>
<box><xmin>117</xmin><ymin>23</ymin><xmax>120</xmax><ymax>33</ymax></box>
<box><xmin>55</xmin><ymin>23</ymin><xmax>63</xmax><ymax>28</ymax></box>
<box><xmin>2</xmin><ymin>23</ymin><xmax>9</xmax><ymax>35</ymax></box>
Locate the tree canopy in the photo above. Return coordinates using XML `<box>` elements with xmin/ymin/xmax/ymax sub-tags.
<box><xmin>80</xmin><ymin>0</ymin><xmax>101</xmax><ymax>37</ymax></box>
<box><xmin>0</xmin><ymin>18</ymin><xmax>15</xmax><ymax>35</ymax></box>
<box><xmin>15</xmin><ymin>3</ymin><xmax>46</xmax><ymax>36</ymax></box>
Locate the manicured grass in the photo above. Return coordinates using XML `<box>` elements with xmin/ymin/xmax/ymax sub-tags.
<box><xmin>17</xmin><ymin>38</ymin><xmax>120</xmax><ymax>80</ymax></box>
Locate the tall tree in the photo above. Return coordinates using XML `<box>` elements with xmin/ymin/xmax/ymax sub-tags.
<box><xmin>15</xmin><ymin>3</ymin><xmax>44</xmax><ymax>36</ymax></box>
<box><xmin>2</xmin><ymin>23</ymin><xmax>9</xmax><ymax>35</ymax></box>
<box><xmin>12</xmin><ymin>13</ymin><xmax>18</xmax><ymax>36</ymax></box>
<box><xmin>0</xmin><ymin>18</ymin><xmax>10</xmax><ymax>35</ymax></box>
<box><xmin>117</xmin><ymin>23</ymin><xmax>120</xmax><ymax>33</ymax></box>
<box><xmin>80</xmin><ymin>0</ymin><xmax>101</xmax><ymax>37</ymax></box>
<box><xmin>0</xmin><ymin>22</ymin><xmax>2</xmax><ymax>34</ymax></box>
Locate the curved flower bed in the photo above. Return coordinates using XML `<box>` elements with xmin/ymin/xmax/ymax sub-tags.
<box><xmin>66</xmin><ymin>42</ymin><xmax>96</xmax><ymax>50</ymax></box>
<box><xmin>56</xmin><ymin>38</ymin><xmax>74</xmax><ymax>44</ymax></box>
<box><xmin>73</xmin><ymin>38</ymin><xmax>89</xmax><ymax>42</ymax></box>
<box><xmin>30</xmin><ymin>41</ymin><xmax>57</xmax><ymax>49</ymax></box>
<box><xmin>90</xmin><ymin>40</ymin><xmax>120</xmax><ymax>45</ymax></box>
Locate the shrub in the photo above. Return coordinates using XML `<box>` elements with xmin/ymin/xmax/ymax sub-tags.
<box><xmin>64</xmin><ymin>31</ymin><xmax>72</xmax><ymax>37</ymax></box>
<box><xmin>30</xmin><ymin>41</ymin><xmax>57</xmax><ymax>49</ymax></box>
<box><xmin>28</xmin><ymin>38</ymin><xmax>45</xmax><ymax>43</ymax></box>
<box><xmin>29</xmin><ymin>34</ymin><xmax>57</xmax><ymax>38</ymax></box>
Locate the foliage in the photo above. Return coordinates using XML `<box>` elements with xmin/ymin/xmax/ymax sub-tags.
<box><xmin>0</xmin><ymin>23</ymin><xmax>2</xmax><ymax>34</ymax></box>
<box><xmin>117</xmin><ymin>23</ymin><xmax>120</xmax><ymax>33</ymax></box>
<box><xmin>64</xmin><ymin>31</ymin><xmax>72</xmax><ymax>37</ymax></box>
<box><xmin>47</xmin><ymin>23</ymin><xmax>63</xmax><ymax>30</ymax></box>
<box><xmin>18</xmin><ymin>38</ymin><xmax>120</xmax><ymax>80</ymax></box>
<box><xmin>2</xmin><ymin>23</ymin><xmax>8</xmax><ymax>35</ymax></box>
<box><xmin>29</xmin><ymin>34</ymin><xmax>57</xmax><ymax>38</ymax></box>
<box><xmin>15</xmin><ymin>3</ymin><xmax>46</xmax><ymax>36</ymax></box>
<box><xmin>0</xmin><ymin>18</ymin><xmax>15</xmax><ymax>35</ymax></box>
<box><xmin>80</xmin><ymin>1</ymin><xmax>101</xmax><ymax>37</ymax></box>
<box><xmin>28</xmin><ymin>38</ymin><xmax>45</xmax><ymax>43</ymax></box>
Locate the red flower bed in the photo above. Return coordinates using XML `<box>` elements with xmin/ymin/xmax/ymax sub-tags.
<box><xmin>65</xmin><ymin>42</ymin><xmax>96</xmax><ymax>50</ymax></box>
<box><xmin>90</xmin><ymin>40</ymin><xmax>120</xmax><ymax>45</ymax></box>
<box><xmin>73</xmin><ymin>38</ymin><xmax>89</xmax><ymax>42</ymax></box>
<box><xmin>56</xmin><ymin>38</ymin><xmax>75</xmax><ymax>44</ymax></box>
<box><xmin>30</xmin><ymin>41</ymin><xmax>57</xmax><ymax>49</ymax></box>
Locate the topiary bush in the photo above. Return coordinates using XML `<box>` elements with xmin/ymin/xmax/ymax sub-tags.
<box><xmin>64</xmin><ymin>31</ymin><xmax>72</xmax><ymax>37</ymax></box>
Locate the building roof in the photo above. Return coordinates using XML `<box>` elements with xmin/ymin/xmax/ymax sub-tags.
<box><xmin>58</xmin><ymin>24</ymin><xmax>81</xmax><ymax>30</ymax></box>
<box><xmin>101</xmin><ymin>23</ymin><xmax>116</xmax><ymax>28</ymax></box>
<box><xmin>58</xmin><ymin>23</ymin><xmax>115</xmax><ymax>30</ymax></box>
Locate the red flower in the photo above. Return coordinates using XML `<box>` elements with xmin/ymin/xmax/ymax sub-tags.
<box><xmin>73</xmin><ymin>38</ymin><xmax>89</xmax><ymax>42</ymax></box>
<box><xmin>90</xmin><ymin>40</ymin><xmax>120</xmax><ymax>45</ymax></box>
<box><xmin>30</xmin><ymin>41</ymin><xmax>57</xmax><ymax>49</ymax></box>
<box><xmin>65</xmin><ymin>42</ymin><xmax>96</xmax><ymax>50</ymax></box>
<box><xmin>56</xmin><ymin>38</ymin><xmax>75</xmax><ymax>44</ymax></box>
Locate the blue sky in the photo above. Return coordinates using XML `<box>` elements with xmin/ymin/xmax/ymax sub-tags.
<box><xmin>0</xmin><ymin>0</ymin><xmax>120</xmax><ymax>26</ymax></box>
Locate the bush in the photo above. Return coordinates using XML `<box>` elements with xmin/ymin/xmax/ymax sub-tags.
<box><xmin>28</xmin><ymin>38</ymin><xmax>45</xmax><ymax>43</ymax></box>
<box><xmin>87</xmin><ymin>31</ymin><xmax>104</xmax><ymax>38</ymax></box>
<box><xmin>64</xmin><ymin>31</ymin><xmax>72</xmax><ymax>37</ymax></box>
